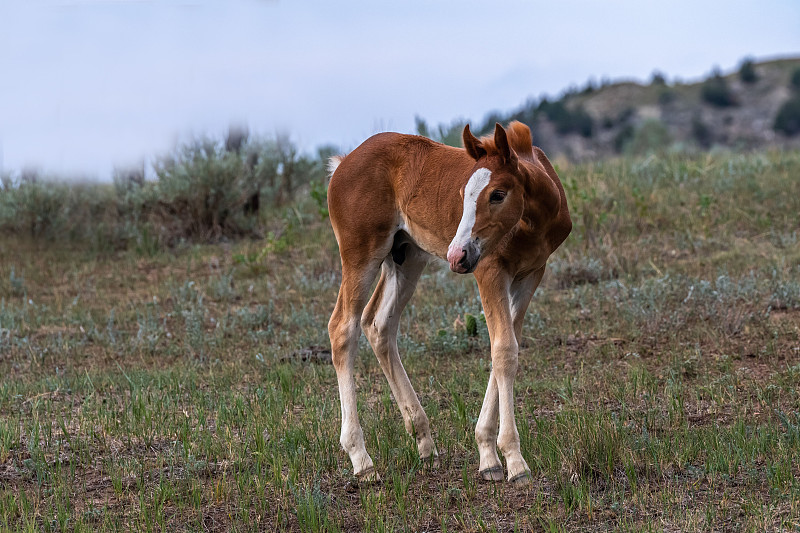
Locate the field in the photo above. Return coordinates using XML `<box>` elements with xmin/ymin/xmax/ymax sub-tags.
<box><xmin>1</xmin><ymin>150</ymin><xmax>800</xmax><ymax>531</ymax></box>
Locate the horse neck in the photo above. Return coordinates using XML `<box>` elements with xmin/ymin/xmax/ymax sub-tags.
<box><xmin>395</xmin><ymin>144</ymin><xmax>475</xmax><ymax>253</ymax></box>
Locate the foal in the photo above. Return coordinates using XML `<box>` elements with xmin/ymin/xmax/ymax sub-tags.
<box><xmin>327</xmin><ymin>122</ymin><xmax>571</xmax><ymax>484</ymax></box>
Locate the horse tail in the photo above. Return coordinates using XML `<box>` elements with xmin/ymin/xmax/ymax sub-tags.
<box><xmin>326</xmin><ymin>155</ymin><xmax>345</xmax><ymax>186</ymax></box>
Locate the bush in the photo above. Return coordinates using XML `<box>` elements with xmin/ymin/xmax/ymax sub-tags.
<box><xmin>539</xmin><ymin>101</ymin><xmax>571</xmax><ymax>131</ymax></box>
<box><xmin>478</xmin><ymin>111</ymin><xmax>506</xmax><ymax>135</ymax></box>
<box><xmin>150</xmin><ymin>134</ymin><xmax>325</xmax><ymax>243</ymax></box>
<box><xmin>0</xmin><ymin>177</ymin><xmax>68</xmax><ymax>238</ymax></box>
<box><xmin>701</xmin><ymin>72</ymin><xmax>736</xmax><ymax>107</ymax></box>
<box><xmin>692</xmin><ymin>117</ymin><xmax>713</xmax><ymax>148</ymax></box>
<box><xmin>416</xmin><ymin>117</ymin><xmax>470</xmax><ymax>146</ymax></box>
<box><xmin>0</xmin><ymin>176</ymin><xmax>122</xmax><ymax>246</ymax></box>
<box><xmin>774</xmin><ymin>95</ymin><xmax>800</xmax><ymax>137</ymax></box>
<box><xmin>151</xmin><ymin>139</ymin><xmax>264</xmax><ymax>242</ymax></box>
<box><xmin>739</xmin><ymin>59</ymin><xmax>758</xmax><ymax>84</ymax></box>
<box><xmin>435</xmin><ymin>119</ymin><xmax>469</xmax><ymax>147</ymax></box>
<box><xmin>414</xmin><ymin>115</ymin><xmax>430</xmax><ymax>138</ymax></box>
<box><xmin>539</xmin><ymin>100</ymin><xmax>594</xmax><ymax>137</ymax></box>
<box><xmin>658</xmin><ymin>88</ymin><xmax>677</xmax><ymax>105</ymax></box>
<box><xmin>570</xmin><ymin>107</ymin><xmax>595</xmax><ymax>138</ymax></box>
<box><xmin>613</xmin><ymin>125</ymin><xmax>635</xmax><ymax>153</ymax></box>
<box><xmin>616</xmin><ymin>107</ymin><xmax>636</xmax><ymax>124</ymax></box>
<box><xmin>791</xmin><ymin>67</ymin><xmax>800</xmax><ymax>91</ymax></box>
<box><xmin>0</xmin><ymin>131</ymin><xmax>328</xmax><ymax>249</ymax></box>
<box><xmin>624</xmin><ymin>119</ymin><xmax>672</xmax><ymax>156</ymax></box>
<box><xmin>651</xmin><ymin>71</ymin><xmax>667</xmax><ymax>86</ymax></box>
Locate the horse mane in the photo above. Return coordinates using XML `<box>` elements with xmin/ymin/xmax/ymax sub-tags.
<box><xmin>477</xmin><ymin>121</ymin><xmax>535</xmax><ymax>161</ymax></box>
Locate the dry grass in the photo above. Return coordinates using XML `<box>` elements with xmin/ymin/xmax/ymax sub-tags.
<box><xmin>1</xmin><ymin>150</ymin><xmax>800</xmax><ymax>532</ymax></box>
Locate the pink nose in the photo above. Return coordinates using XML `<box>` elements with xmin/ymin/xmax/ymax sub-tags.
<box><xmin>447</xmin><ymin>247</ymin><xmax>466</xmax><ymax>273</ymax></box>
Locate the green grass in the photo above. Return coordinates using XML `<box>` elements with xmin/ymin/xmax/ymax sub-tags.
<box><xmin>1</xmin><ymin>150</ymin><xmax>800</xmax><ymax>531</ymax></box>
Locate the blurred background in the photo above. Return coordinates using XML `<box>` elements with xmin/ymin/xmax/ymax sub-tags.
<box><xmin>1</xmin><ymin>0</ymin><xmax>799</xmax><ymax>179</ymax></box>
<box><xmin>1</xmin><ymin>0</ymin><xmax>799</xmax><ymax>247</ymax></box>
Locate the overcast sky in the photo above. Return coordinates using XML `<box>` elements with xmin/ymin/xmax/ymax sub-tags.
<box><xmin>1</xmin><ymin>0</ymin><xmax>799</xmax><ymax>179</ymax></box>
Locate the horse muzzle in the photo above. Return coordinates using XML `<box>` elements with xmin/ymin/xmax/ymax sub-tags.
<box><xmin>447</xmin><ymin>240</ymin><xmax>481</xmax><ymax>274</ymax></box>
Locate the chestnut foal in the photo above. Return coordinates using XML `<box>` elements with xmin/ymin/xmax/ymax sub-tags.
<box><xmin>327</xmin><ymin>122</ymin><xmax>571</xmax><ymax>484</ymax></box>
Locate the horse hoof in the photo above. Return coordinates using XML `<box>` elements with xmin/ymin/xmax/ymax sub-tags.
<box><xmin>479</xmin><ymin>466</ymin><xmax>505</xmax><ymax>482</ymax></box>
<box><xmin>508</xmin><ymin>470</ymin><xmax>533</xmax><ymax>486</ymax></box>
<box><xmin>357</xmin><ymin>467</ymin><xmax>381</xmax><ymax>483</ymax></box>
<box><xmin>345</xmin><ymin>467</ymin><xmax>381</xmax><ymax>492</ymax></box>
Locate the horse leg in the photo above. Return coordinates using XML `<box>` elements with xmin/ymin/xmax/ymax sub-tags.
<box><xmin>361</xmin><ymin>248</ymin><xmax>439</xmax><ymax>465</ymax></box>
<box><xmin>328</xmin><ymin>258</ymin><xmax>383</xmax><ymax>480</ymax></box>
<box><xmin>475</xmin><ymin>369</ymin><xmax>503</xmax><ymax>481</ymax></box>
<box><xmin>474</xmin><ymin>266</ymin><xmax>544</xmax><ymax>483</ymax></box>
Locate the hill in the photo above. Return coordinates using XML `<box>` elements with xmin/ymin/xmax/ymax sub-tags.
<box><xmin>465</xmin><ymin>57</ymin><xmax>800</xmax><ymax>161</ymax></box>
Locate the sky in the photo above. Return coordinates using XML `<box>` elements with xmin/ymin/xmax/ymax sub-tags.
<box><xmin>1</xmin><ymin>0</ymin><xmax>799</xmax><ymax>180</ymax></box>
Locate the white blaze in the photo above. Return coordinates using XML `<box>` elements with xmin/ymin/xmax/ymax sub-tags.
<box><xmin>449</xmin><ymin>168</ymin><xmax>492</xmax><ymax>252</ymax></box>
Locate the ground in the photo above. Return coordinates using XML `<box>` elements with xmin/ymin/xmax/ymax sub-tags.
<box><xmin>1</xmin><ymin>151</ymin><xmax>799</xmax><ymax>531</ymax></box>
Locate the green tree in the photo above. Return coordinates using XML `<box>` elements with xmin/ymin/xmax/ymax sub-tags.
<box><xmin>774</xmin><ymin>96</ymin><xmax>800</xmax><ymax>137</ymax></box>
<box><xmin>414</xmin><ymin>115</ymin><xmax>430</xmax><ymax>138</ymax></box>
<box><xmin>651</xmin><ymin>70</ymin><xmax>667</xmax><ymax>86</ymax></box>
<box><xmin>701</xmin><ymin>70</ymin><xmax>736</xmax><ymax>107</ymax></box>
<box><xmin>790</xmin><ymin>67</ymin><xmax>800</xmax><ymax>91</ymax></box>
<box><xmin>692</xmin><ymin>117</ymin><xmax>713</xmax><ymax>148</ymax></box>
<box><xmin>738</xmin><ymin>58</ymin><xmax>758</xmax><ymax>84</ymax></box>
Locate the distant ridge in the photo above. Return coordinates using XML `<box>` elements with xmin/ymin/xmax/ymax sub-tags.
<box><xmin>471</xmin><ymin>57</ymin><xmax>800</xmax><ymax>161</ymax></box>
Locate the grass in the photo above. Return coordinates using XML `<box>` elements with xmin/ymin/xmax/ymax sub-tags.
<box><xmin>1</xmin><ymin>150</ymin><xmax>800</xmax><ymax>531</ymax></box>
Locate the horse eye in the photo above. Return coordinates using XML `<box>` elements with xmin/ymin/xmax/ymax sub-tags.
<box><xmin>489</xmin><ymin>190</ymin><xmax>506</xmax><ymax>204</ymax></box>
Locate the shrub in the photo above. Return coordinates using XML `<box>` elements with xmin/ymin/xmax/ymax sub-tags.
<box><xmin>0</xmin><ymin>131</ymin><xmax>327</xmax><ymax>249</ymax></box>
<box><xmin>701</xmin><ymin>72</ymin><xmax>736</xmax><ymax>107</ymax></box>
<box><xmin>416</xmin><ymin>117</ymin><xmax>470</xmax><ymax>146</ymax></box>
<box><xmin>539</xmin><ymin>100</ymin><xmax>594</xmax><ymax>137</ymax></box>
<box><xmin>0</xmin><ymin>177</ymin><xmax>67</xmax><ymax>238</ymax></box>
<box><xmin>478</xmin><ymin>111</ymin><xmax>506</xmax><ymax>135</ymax></box>
<box><xmin>617</xmin><ymin>107</ymin><xmax>636</xmax><ymax>124</ymax></box>
<box><xmin>112</xmin><ymin>168</ymin><xmax>160</xmax><ymax>249</ymax></box>
<box><xmin>540</xmin><ymin>101</ymin><xmax>570</xmax><ymax>131</ymax></box>
<box><xmin>570</xmin><ymin>107</ymin><xmax>595</xmax><ymax>138</ymax></box>
<box><xmin>692</xmin><ymin>117</ymin><xmax>713</xmax><ymax>148</ymax></box>
<box><xmin>624</xmin><ymin>119</ymin><xmax>672</xmax><ymax>156</ymax></box>
<box><xmin>435</xmin><ymin>119</ymin><xmax>469</xmax><ymax>147</ymax></box>
<box><xmin>613</xmin><ymin>125</ymin><xmax>635</xmax><ymax>153</ymax></box>
<box><xmin>739</xmin><ymin>59</ymin><xmax>758</xmax><ymax>84</ymax></box>
<box><xmin>0</xmin><ymin>176</ymin><xmax>122</xmax><ymax>246</ymax></box>
<box><xmin>151</xmin><ymin>139</ymin><xmax>264</xmax><ymax>242</ymax></box>
<box><xmin>414</xmin><ymin>115</ymin><xmax>430</xmax><ymax>138</ymax></box>
<box><xmin>651</xmin><ymin>71</ymin><xmax>667</xmax><ymax>86</ymax></box>
<box><xmin>147</xmin><ymin>133</ymin><xmax>327</xmax><ymax>244</ymax></box>
<box><xmin>658</xmin><ymin>88</ymin><xmax>677</xmax><ymax>105</ymax></box>
<box><xmin>774</xmin><ymin>95</ymin><xmax>800</xmax><ymax>137</ymax></box>
<box><xmin>791</xmin><ymin>68</ymin><xmax>800</xmax><ymax>91</ymax></box>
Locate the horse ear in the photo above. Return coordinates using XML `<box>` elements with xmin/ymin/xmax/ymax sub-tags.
<box><xmin>463</xmin><ymin>124</ymin><xmax>486</xmax><ymax>160</ymax></box>
<box><xmin>494</xmin><ymin>123</ymin><xmax>514</xmax><ymax>164</ymax></box>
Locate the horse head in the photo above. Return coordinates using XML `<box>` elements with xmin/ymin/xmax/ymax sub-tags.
<box><xmin>447</xmin><ymin>122</ymin><xmax>541</xmax><ymax>273</ymax></box>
